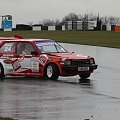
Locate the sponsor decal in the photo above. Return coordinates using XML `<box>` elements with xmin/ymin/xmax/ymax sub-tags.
<box><xmin>0</xmin><ymin>56</ymin><xmax>9</xmax><ymax>59</ymax></box>
<box><xmin>18</xmin><ymin>56</ymin><xmax>24</xmax><ymax>62</ymax></box>
<box><xmin>11</xmin><ymin>56</ymin><xmax>24</xmax><ymax>71</ymax></box>
<box><xmin>2</xmin><ymin>54</ymin><xmax>13</xmax><ymax>57</ymax></box>
<box><xmin>7</xmin><ymin>69</ymin><xmax>14</xmax><ymax>72</ymax></box>
<box><xmin>35</xmin><ymin>41</ymin><xmax>56</xmax><ymax>46</ymax></box>
<box><xmin>4</xmin><ymin>59</ymin><xmax>13</xmax><ymax>64</ymax></box>
<box><xmin>39</xmin><ymin>54</ymin><xmax>49</xmax><ymax>66</ymax></box>
<box><xmin>76</xmin><ymin>54</ymin><xmax>88</xmax><ymax>58</ymax></box>
<box><xmin>31</xmin><ymin>60</ymin><xmax>39</xmax><ymax>72</ymax></box>
<box><xmin>12</xmin><ymin>59</ymin><xmax>21</xmax><ymax>71</ymax></box>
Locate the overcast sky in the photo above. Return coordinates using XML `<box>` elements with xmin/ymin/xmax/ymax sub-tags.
<box><xmin>0</xmin><ymin>0</ymin><xmax>120</xmax><ymax>26</ymax></box>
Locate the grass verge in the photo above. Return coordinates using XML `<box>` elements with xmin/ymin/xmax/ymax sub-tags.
<box><xmin>0</xmin><ymin>117</ymin><xmax>14</xmax><ymax>120</ymax></box>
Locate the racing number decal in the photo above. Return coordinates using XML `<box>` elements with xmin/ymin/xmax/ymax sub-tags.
<box><xmin>12</xmin><ymin>57</ymin><xmax>24</xmax><ymax>71</ymax></box>
<box><xmin>39</xmin><ymin>55</ymin><xmax>49</xmax><ymax>66</ymax></box>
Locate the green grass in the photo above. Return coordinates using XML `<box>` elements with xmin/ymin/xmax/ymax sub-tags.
<box><xmin>0</xmin><ymin>117</ymin><xmax>14</xmax><ymax>120</ymax></box>
<box><xmin>0</xmin><ymin>31</ymin><xmax>120</xmax><ymax>48</ymax></box>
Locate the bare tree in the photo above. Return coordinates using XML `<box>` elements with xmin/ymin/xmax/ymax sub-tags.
<box><xmin>40</xmin><ymin>13</ymin><xmax>120</xmax><ymax>26</ymax></box>
<box><xmin>101</xmin><ymin>16</ymin><xmax>110</xmax><ymax>25</ymax></box>
<box><xmin>109</xmin><ymin>16</ymin><xmax>120</xmax><ymax>25</ymax></box>
<box><xmin>54</xmin><ymin>19</ymin><xmax>61</xmax><ymax>25</ymax></box>
<box><xmin>28</xmin><ymin>22</ymin><xmax>33</xmax><ymax>26</ymax></box>
<box><xmin>62</xmin><ymin>12</ymin><xmax>97</xmax><ymax>22</ymax></box>
<box><xmin>42</xmin><ymin>19</ymin><xmax>61</xmax><ymax>26</ymax></box>
<box><xmin>42</xmin><ymin>19</ymin><xmax>54</xmax><ymax>26</ymax></box>
<box><xmin>101</xmin><ymin>16</ymin><xmax>120</xmax><ymax>25</ymax></box>
<box><xmin>62</xmin><ymin>13</ymin><xmax>79</xmax><ymax>22</ymax></box>
<box><xmin>78</xmin><ymin>13</ymin><xmax>97</xmax><ymax>21</ymax></box>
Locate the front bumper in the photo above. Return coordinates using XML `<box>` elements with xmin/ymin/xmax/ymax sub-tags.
<box><xmin>61</xmin><ymin>64</ymin><xmax>98</xmax><ymax>76</ymax></box>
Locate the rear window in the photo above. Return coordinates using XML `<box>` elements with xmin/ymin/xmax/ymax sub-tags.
<box><xmin>0</xmin><ymin>42</ymin><xmax>16</xmax><ymax>54</ymax></box>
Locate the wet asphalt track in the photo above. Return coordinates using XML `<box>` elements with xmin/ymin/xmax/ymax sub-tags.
<box><xmin>0</xmin><ymin>43</ymin><xmax>120</xmax><ymax>120</ymax></box>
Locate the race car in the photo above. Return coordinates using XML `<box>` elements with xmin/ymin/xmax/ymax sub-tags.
<box><xmin>0</xmin><ymin>38</ymin><xmax>98</xmax><ymax>80</ymax></box>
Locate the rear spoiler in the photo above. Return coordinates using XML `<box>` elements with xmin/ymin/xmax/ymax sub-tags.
<box><xmin>14</xmin><ymin>35</ymin><xmax>23</xmax><ymax>39</ymax></box>
<box><xmin>0</xmin><ymin>35</ymin><xmax>23</xmax><ymax>40</ymax></box>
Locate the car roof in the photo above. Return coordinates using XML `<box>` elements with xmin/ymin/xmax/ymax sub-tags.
<box><xmin>0</xmin><ymin>37</ymin><xmax>18</xmax><ymax>40</ymax></box>
<box><xmin>0</xmin><ymin>35</ymin><xmax>23</xmax><ymax>40</ymax></box>
<box><xmin>1</xmin><ymin>38</ymin><xmax>54</xmax><ymax>42</ymax></box>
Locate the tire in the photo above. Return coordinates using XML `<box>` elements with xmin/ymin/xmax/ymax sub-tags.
<box><xmin>0</xmin><ymin>64</ymin><xmax>5</xmax><ymax>79</ymax></box>
<box><xmin>44</xmin><ymin>63</ymin><xmax>59</xmax><ymax>80</ymax></box>
<box><xmin>79</xmin><ymin>73</ymin><xmax>91</xmax><ymax>80</ymax></box>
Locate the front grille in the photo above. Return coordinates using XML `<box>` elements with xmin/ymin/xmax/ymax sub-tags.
<box><xmin>71</xmin><ymin>59</ymin><xmax>90</xmax><ymax>65</ymax></box>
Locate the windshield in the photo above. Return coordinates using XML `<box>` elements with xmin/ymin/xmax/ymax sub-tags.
<box><xmin>35</xmin><ymin>41</ymin><xmax>67</xmax><ymax>53</ymax></box>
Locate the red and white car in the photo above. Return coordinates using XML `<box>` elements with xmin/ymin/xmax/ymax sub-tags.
<box><xmin>0</xmin><ymin>37</ymin><xmax>98</xmax><ymax>80</ymax></box>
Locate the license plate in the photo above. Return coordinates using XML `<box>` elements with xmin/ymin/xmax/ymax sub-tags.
<box><xmin>78</xmin><ymin>67</ymin><xmax>89</xmax><ymax>71</ymax></box>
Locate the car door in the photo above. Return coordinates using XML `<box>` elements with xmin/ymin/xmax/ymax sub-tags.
<box><xmin>15</xmin><ymin>42</ymin><xmax>37</xmax><ymax>75</ymax></box>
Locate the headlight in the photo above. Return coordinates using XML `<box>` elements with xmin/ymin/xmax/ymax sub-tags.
<box><xmin>90</xmin><ymin>58</ymin><xmax>95</xmax><ymax>64</ymax></box>
<box><xmin>60</xmin><ymin>58</ymin><xmax>71</xmax><ymax>65</ymax></box>
<box><xmin>65</xmin><ymin>60</ymin><xmax>71</xmax><ymax>65</ymax></box>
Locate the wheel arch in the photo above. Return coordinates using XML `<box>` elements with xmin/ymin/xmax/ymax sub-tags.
<box><xmin>44</xmin><ymin>62</ymin><xmax>60</xmax><ymax>75</ymax></box>
<box><xmin>0</xmin><ymin>62</ymin><xmax>4</xmax><ymax>69</ymax></box>
<box><xmin>0</xmin><ymin>62</ymin><xmax>5</xmax><ymax>77</ymax></box>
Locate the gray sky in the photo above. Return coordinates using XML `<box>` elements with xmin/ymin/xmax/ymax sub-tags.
<box><xmin>0</xmin><ymin>0</ymin><xmax>120</xmax><ymax>26</ymax></box>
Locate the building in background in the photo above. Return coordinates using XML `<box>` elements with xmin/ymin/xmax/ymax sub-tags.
<box><xmin>32</xmin><ymin>24</ymin><xmax>42</xmax><ymax>31</ymax></box>
<box><xmin>73</xmin><ymin>21</ymin><xmax>83</xmax><ymax>30</ymax></box>
<box><xmin>16</xmin><ymin>24</ymin><xmax>32</xmax><ymax>31</ymax></box>
<box><xmin>64</xmin><ymin>21</ymin><xmax>97</xmax><ymax>31</ymax></box>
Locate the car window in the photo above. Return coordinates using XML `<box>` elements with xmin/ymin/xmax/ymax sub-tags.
<box><xmin>0</xmin><ymin>42</ymin><xmax>16</xmax><ymax>54</ymax></box>
<box><xmin>35</xmin><ymin>41</ymin><xmax>67</xmax><ymax>53</ymax></box>
<box><xmin>17</xmin><ymin>42</ymin><xmax>35</xmax><ymax>55</ymax></box>
<box><xmin>55</xmin><ymin>43</ymin><xmax>67</xmax><ymax>53</ymax></box>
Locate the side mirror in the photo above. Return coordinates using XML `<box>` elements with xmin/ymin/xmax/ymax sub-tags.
<box><xmin>31</xmin><ymin>51</ymin><xmax>38</xmax><ymax>55</ymax></box>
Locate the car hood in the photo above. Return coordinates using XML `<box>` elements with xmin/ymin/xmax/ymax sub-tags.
<box><xmin>47</xmin><ymin>52</ymin><xmax>89</xmax><ymax>60</ymax></box>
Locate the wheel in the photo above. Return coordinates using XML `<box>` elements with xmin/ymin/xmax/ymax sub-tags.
<box><xmin>0</xmin><ymin>64</ymin><xmax>5</xmax><ymax>79</ymax></box>
<box><xmin>44</xmin><ymin>64</ymin><xmax>59</xmax><ymax>80</ymax></box>
<box><xmin>79</xmin><ymin>73</ymin><xmax>91</xmax><ymax>79</ymax></box>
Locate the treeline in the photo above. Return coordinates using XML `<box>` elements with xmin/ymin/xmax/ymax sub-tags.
<box><xmin>31</xmin><ymin>13</ymin><xmax>120</xmax><ymax>26</ymax></box>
